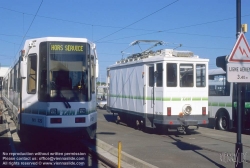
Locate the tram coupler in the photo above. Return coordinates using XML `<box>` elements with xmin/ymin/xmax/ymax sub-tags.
<box><xmin>177</xmin><ymin>126</ymin><xmax>186</xmax><ymax>134</ymax></box>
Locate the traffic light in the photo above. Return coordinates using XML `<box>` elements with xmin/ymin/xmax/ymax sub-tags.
<box><xmin>216</xmin><ymin>55</ymin><xmax>227</xmax><ymax>71</ymax></box>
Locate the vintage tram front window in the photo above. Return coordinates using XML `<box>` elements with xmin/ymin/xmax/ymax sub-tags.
<box><xmin>39</xmin><ymin>42</ymin><xmax>90</xmax><ymax>102</ymax></box>
<box><xmin>180</xmin><ymin>64</ymin><xmax>193</xmax><ymax>87</ymax></box>
<box><xmin>196</xmin><ymin>64</ymin><xmax>206</xmax><ymax>87</ymax></box>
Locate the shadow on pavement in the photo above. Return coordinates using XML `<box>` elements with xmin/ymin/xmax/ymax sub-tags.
<box><xmin>168</xmin><ymin>135</ymin><xmax>226</xmax><ymax>168</ymax></box>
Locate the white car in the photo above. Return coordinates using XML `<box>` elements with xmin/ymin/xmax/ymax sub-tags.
<box><xmin>97</xmin><ymin>100</ymin><xmax>107</xmax><ymax>109</ymax></box>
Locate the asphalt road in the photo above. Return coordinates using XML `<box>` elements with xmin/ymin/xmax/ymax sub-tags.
<box><xmin>96</xmin><ymin>108</ymin><xmax>250</xmax><ymax>168</ymax></box>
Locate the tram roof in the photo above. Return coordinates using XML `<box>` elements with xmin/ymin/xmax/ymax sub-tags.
<box><xmin>24</xmin><ymin>37</ymin><xmax>94</xmax><ymax>44</ymax></box>
<box><xmin>208</xmin><ymin>68</ymin><xmax>226</xmax><ymax>76</ymax></box>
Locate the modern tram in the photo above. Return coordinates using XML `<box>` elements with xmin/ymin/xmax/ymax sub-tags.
<box><xmin>2</xmin><ymin>37</ymin><xmax>98</xmax><ymax>141</ymax></box>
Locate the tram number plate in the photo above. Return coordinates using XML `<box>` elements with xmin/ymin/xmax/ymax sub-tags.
<box><xmin>31</xmin><ymin>118</ymin><xmax>43</xmax><ymax>123</ymax></box>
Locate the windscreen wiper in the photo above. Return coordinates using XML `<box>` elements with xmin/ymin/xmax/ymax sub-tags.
<box><xmin>51</xmin><ymin>82</ymin><xmax>71</xmax><ymax>108</ymax></box>
<box><xmin>60</xmin><ymin>93</ymin><xmax>71</xmax><ymax>108</ymax></box>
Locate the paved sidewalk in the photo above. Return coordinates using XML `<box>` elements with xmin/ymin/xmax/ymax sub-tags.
<box><xmin>0</xmin><ymin>99</ymin><xmax>13</xmax><ymax>166</ymax></box>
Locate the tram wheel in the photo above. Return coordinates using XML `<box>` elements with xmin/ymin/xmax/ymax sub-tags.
<box><xmin>216</xmin><ymin>112</ymin><xmax>229</xmax><ymax>131</ymax></box>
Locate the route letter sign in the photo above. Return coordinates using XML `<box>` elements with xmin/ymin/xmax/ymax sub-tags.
<box><xmin>227</xmin><ymin>32</ymin><xmax>250</xmax><ymax>82</ymax></box>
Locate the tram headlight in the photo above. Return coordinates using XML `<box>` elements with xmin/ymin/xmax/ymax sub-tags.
<box><xmin>182</xmin><ymin>104</ymin><xmax>192</xmax><ymax>115</ymax></box>
<box><xmin>49</xmin><ymin>108</ymin><xmax>58</xmax><ymax>115</ymax></box>
<box><xmin>78</xmin><ymin>108</ymin><xmax>87</xmax><ymax>115</ymax></box>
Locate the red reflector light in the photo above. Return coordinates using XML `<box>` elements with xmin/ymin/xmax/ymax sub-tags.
<box><xmin>75</xmin><ymin>117</ymin><xmax>86</xmax><ymax>123</ymax></box>
<box><xmin>169</xmin><ymin>121</ymin><xmax>173</xmax><ymax>124</ymax></box>
<box><xmin>50</xmin><ymin>118</ymin><xmax>62</xmax><ymax>124</ymax></box>
<box><xmin>167</xmin><ymin>107</ymin><xmax>171</xmax><ymax>116</ymax></box>
<box><xmin>203</xmin><ymin>120</ymin><xmax>206</xmax><ymax>124</ymax></box>
<box><xmin>202</xmin><ymin>107</ymin><xmax>206</xmax><ymax>115</ymax></box>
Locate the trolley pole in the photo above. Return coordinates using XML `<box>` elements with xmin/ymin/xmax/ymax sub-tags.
<box><xmin>235</xmin><ymin>0</ymin><xmax>243</xmax><ymax>168</ymax></box>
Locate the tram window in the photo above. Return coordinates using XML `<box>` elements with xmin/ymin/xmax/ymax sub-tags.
<box><xmin>180</xmin><ymin>64</ymin><xmax>193</xmax><ymax>87</ymax></box>
<box><xmin>90</xmin><ymin>55</ymin><xmax>95</xmax><ymax>94</ymax></box>
<box><xmin>0</xmin><ymin>82</ymin><xmax>1</xmax><ymax>91</ymax></box>
<box><xmin>196</xmin><ymin>64</ymin><xmax>206</xmax><ymax>87</ymax></box>
<box><xmin>156</xmin><ymin>63</ymin><xmax>163</xmax><ymax>87</ymax></box>
<box><xmin>39</xmin><ymin>42</ymin><xmax>48</xmax><ymax>100</ymax></box>
<box><xmin>16</xmin><ymin>65</ymin><xmax>20</xmax><ymax>92</ymax></box>
<box><xmin>166</xmin><ymin>63</ymin><xmax>177</xmax><ymax>87</ymax></box>
<box><xmin>14</xmin><ymin>65</ymin><xmax>18</xmax><ymax>92</ymax></box>
<box><xmin>5</xmin><ymin>80</ymin><xmax>8</xmax><ymax>96</ymax></box>
<box><xmin>208</xmin><ymin>74</ymin><xmax>229</xmax><ymax>96</ymax></box>
<box><xmin>9</xmin><ymin>70</ymin><xmax>13</xmax><ymax>90</ymax></box>
<box><xmin>27</xmin><ymin>54</ymin><xmax>37</xmax><ymax>94</ymax></box>
<box><xmin>148</xmin><ymin>66</ymin><xmax>154</xmax><ymax>87</ymax></box>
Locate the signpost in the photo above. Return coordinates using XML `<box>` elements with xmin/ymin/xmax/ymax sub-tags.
<box><xmin>226</xmin><ymin>1</ymin><xmax>249</xmax><ymax>163</ymax></box>
<box><xmin>227</xmin><ymin>2</ymin><xmax>249</xmax><ymax>167</ymax></box>
<box><xmin>227</xmin><ymin>32</ymin><xmax>250</xmax><ymax>168</ymax></box>
<box><xmin>227</xmin><ymin>33</ymin><xmax>250</xmax><ymax>83</ymax></box>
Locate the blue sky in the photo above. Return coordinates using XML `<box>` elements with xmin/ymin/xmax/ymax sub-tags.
<box><xmin>0</xmin><ymin>0</ymin><xmax>250</xmax><ymax>83</ymax></box>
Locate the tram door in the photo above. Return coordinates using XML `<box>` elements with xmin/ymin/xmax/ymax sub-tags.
<box><xmin>232</xmin><ymin>83</ymin><xmax>250</xmax><ymax>130</ymax></box>
<box><xmin>145</xmin><ymin>64</ymin><xmax>155</xmax><ymax>127</ymax></box>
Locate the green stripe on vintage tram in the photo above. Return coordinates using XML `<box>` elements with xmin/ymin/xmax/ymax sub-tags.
<box><xmin>110</xmin><ymin>94</ymin><xmax>207</xmax><ymax>101</ymax></box>
<box><xmin>183</xmin><ymin>97</ymin><xmax>191</xmax><ymax>101</ymax></box>
<box><xmin>163</xmin><ymin>97</ymin><xmax>171</xmax><ymax>101</ymax></box>
<box><xmin>172</xmin><ymin>97</ymin><xmax>181</xmax><ymax>101</ymax></box>
<box><xmin>192</xmin><ymin>97</ymin><xmax>201</xmax><ymax>101</ymax></box>
<box><xmin>155</xmin><ymin>97</ymin><xmax>162</xmax><ymax>101</ymax></box>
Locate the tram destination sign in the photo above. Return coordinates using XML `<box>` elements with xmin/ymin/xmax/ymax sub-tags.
<box><xmin>227</xmin><ymin>63</ymin><xmax>250</xmax><ymax>82</ymax></box>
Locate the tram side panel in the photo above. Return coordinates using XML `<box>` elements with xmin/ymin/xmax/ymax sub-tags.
<box><xmin>108</xmin><ymin>63</ymin><xmax>145</xmax><ymax>124</ymax></box>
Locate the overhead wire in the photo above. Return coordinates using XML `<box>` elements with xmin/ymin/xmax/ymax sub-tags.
<box><xmin>0</xmin><ymin>6</ymin><xmax>157</xmax><ymax>32</ymax></box>
<box><xmin>94</xmin><ymin>0</ymin><xmax>180</xmax><ymax>42</ymax></box>
<box><xmin>0</xmin><ymin>3</ymin><xmax>249</xmax><ymax>45</ymax></box>
<box><xmin>14</xmin><ymin>0</ymin><xmax>43</xmax><ymax>62</ymax></box>
<box><xmin>0</xmin><ymin>2</ymin><xmax>250</xmax><ymax>40</ymax></box>
<box><xmin>1</xmin><ymin>1</ymin><xmax>249</xmax><ymax>67</ymax></box>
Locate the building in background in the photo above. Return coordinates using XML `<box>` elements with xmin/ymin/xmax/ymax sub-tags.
<box><xmin>0</xmin><ymin>67</ymin><xmax>9</xmax><ymax>91</ymax></box>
